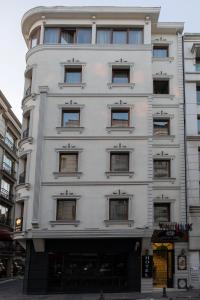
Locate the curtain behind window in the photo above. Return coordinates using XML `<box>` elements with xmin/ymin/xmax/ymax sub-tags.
<box><xmin>60</xmin><ymin>154</ymin><xmax>78</xmax><ymax>172</ymax></box>
<box><xmin>44</xmin><ymin>28</ymin><xmax>60</xmax><ymax>44</ymax></box>
<box><xmin>97</xmin><ymin>30</ymin><xmax>111</xmax><ymax>44</ymax></box>
<box><xmin>128</xmin><ymin>29</ymin><xmax>143</xmax><ymax>44</ymax></box>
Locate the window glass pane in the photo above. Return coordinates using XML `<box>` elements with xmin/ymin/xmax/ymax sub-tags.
<box><xmin>109</xmin><ymin>199</ymin><xmax>128</xmax><ymax>220</ymax></box>
<box><xmin>153</xmin><ymin>80</ymin><xmax>169</xmax><ymax>94</ymax></box>
<box><xmin>153</xmin><ymin>46</ymin><xmax>168</xmax><ymax>58</ymax></box>
<box><xmin>61</xmin><ymin>30</ymin><xmax>75</xmax><ymax>44</ymax></box>
<box><xmin>5</xmin><ymin>131</ymin><xmax>14</xmax><ymax>149</ymax></box>
<box><xmin>0</xmin><ymin>204</ymin><xmax>9</xmax><ymax>224</ymax></box>
<box><xmin>197</xmin><ymin>86</ymin><xmax>200</xmax><ymax>104</ymax></box>
<box><xmin>77</xmin><ymin>28</ymin><xmax>91</xmax><ymax>44</ymax></box>
<box><xmin>198</xmin><ymin>118</ymin><xmax>200</xmax><ymax>134</ymax></box>
<box><xmin>3</xmin><ymin>155</ymin><xmax>12</xmax><ymax>174</ymax></box>
<box><xmin>60</xmin><ymin>153</ymin><xmax>78</xmax><ymax>172</ymax></box>
<box><xmin>57</xmin><ymin>199</ymin><xmax>76</xmax><ymax>220</ymax></box>
<box><xmin>196</xmin><ymin>58</ymin><xmax>200</xmax><ymax>71</ymax></box>
<box><xmin>65</xmin><ymin>69</ymin><xmax>82</xmax><ymax>84</ymax></box>
<box><xmin>154</xmin><ymin>203</ymin><xmax>170</xmax><ymax>223</ymax></box>
<box><xmin>153</xmin><ymin>119</ymin><xmax>169</xmax><ymax>136</ymax></box>
<box><xmin>112</xmin><ymin>69</ymin><xmax>129</xmax><ymax>84</ymax></box>
<box><xmin>44</xmin><ymin>28</ymin><xmax>60</xmax><ymax>44</ymax></box>
<box><xmin>113</xmin><ymin>31</ymin><xmax>127</xmax><ymax>44</ymax></box>
<box><xmin>97</xmin><ymin>29</ymin><xmax>111</xmax><ymax>44</ymax></box>
<box><xmin>154</xmin><ymin>160</ymin><xmax>170</xmax><ymax>178</ymax></box>
<box><xmin>62</xmin><ymin>111</ymin><xmax>80</xmax><ymax>127</ymax></box>
<box><xmin>128</xmin><ymin>29</ymin><xmax>143</xmax><ymax>44</ymax></box>
<box><xmin>112</xmin><ymin>110</ymin><xmax>129</xmax><ymax>127</ymax></box>
<box><xmin>111</xmin><ymin>153</ymin><xmax>129</xmax><ymax>172</ymax></box>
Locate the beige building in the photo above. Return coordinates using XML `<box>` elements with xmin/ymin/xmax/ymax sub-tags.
<box><xmin>0</xmin><ymin>90</ymin><xmax>21</xmax><ymax>278</ymax></box>
<box><xmin>15</xmin><ymin>6</ymin><xmax>188</xmax><ymax>294</ymax></box>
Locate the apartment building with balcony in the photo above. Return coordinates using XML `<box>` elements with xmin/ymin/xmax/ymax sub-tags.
<box><xmin>0</xmin><ymin>90</ymin><xmax>21</xmax><ymax>278</ymax></box>
<box><xmin>184</xmin><ymin>33</ymin><xmax>200</xmax><ymax>288</ymax></box>
<box><xmin>16</xmin><ymin>6</ymin><xmax>187</xmax><ymax>294</ymax></box>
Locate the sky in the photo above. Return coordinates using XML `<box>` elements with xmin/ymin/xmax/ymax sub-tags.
<box><xmin>0</xmin><ymin>0</ymin><xmax>200</xmax><ymax>121</ymax></box>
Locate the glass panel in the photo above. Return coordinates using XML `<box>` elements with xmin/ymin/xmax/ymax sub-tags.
<box><xmin>61</xmin><ymin>30</ymin><xmax>75</xmax><ymax>44</ymax></box>
<box><xmin>65</xmin><ymin>69</ymin><xmax>82</xmax><ymax>84</ymax></box>
<box><xmin>44</xmin><ymin>28</ymin><xmax>60</xmax><ymax>44</ymax></box>
<box><xmin>113</xmin><ymin>31</ymin><xmax>127</xmax><ymax>44</ymax></box>
<box><xmin>128</xmin><ymin>29</ymin><xmax>143</xmax><ymax>44</ymax></box>
<box><xmin>60</xmin><ymin>154</ymin><xmax>78</xmax><ymax>173</ymax></box>
<box><xmin>111</xmin><ymin>111</ymin><xmax>129</xmax><ymax>127</ymax></box>
<box><xmin>109</xmin><ymin>199</ymin><xmax>128</xmax><ymax>220</ymax></box>
<box><xmin>77</xmin><ymin>28</ymin><xmax>91</xmax><ymax>44</ymax></box>
<box><xmin>197</xmin><ymin>86</ymin><xmax>200</xmax><ymax>104</ymax></box>
<box><xmin>111</xmin><ymin>153</ymin><xmax>129</xmax><ymax>172</ymax></box>
<box><xmin>153</xmin><ymin>80</ymin><xmax>169</xmax><ymax>94</ymax></box>
<box><xmin>198</xmin><ymin>118</ymin><xmax>200</xmax><ymax>134</ymax></box>
<box><xmin>196</xmin><ymin>59</ymin><xmax>200</xmax><ymax>71</ymax></box>
<box><xmin>96</xmin><ymin>29</ymin><xmax>111</xmax><ymax>44</ymax></box>
<box><xmin>153</xmin><ymin>46</ymin><xmax>168</xmax><ymax>58</ymax></box>
<box><xmin>0</xmin><ymin>204</ymin><xmax>9</xmax><ymax>225</ymax></box>
<box><xmin>154</xmin><ymin>160</ymin><xmax>170</xmax><ymax>178</ymax></box>
<box><xmin>62</xmin><ymin>111</ymin><xmax>80</xmax><ymax>127</ymax></box>
<box><xmin>30</xmin><ymin>28</ymin><xmax>40</xmax><ymax>48</ymax></box>
<box><xmin>3</xmin><ymin>155</ymin><xmax>12</xmax><ymax>174</ymax></box>
<box><xmin>153</xmin><ymin>119</ymin><xmax>169</xmax><ymax>136</ymax></box>
<box><xmin>57</xmin><ymin>200</ymin><xmax>76</xmax><ymax>220</ymax></box>
<box><xmin>154</xmin><ymin>203</ymin><xmax>170</xmax><ymax>223</ymax></box>
<box><xmin>5</xmin><ymin>131</ymin><xmax>14</xmax><ymax>149</ymax></box>
<box><xmin>112</xmin><ymin>69</ymin><xmax>129</xmax><ymax>84</ymax></box>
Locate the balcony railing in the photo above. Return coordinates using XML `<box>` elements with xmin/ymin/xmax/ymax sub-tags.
<box><xmin>0</xmin><ymin>188</ymin><xmax>10</xmax><ymax>200</ymax></box>
<box><xmin>22</xmin><ymin>128</ymin><xmax>29</xmax><ymax>139</ymax></box>
<box><xmin>4</xmin><ymin>137</ymin><xmax>17</xmax><ymax>153</ymax></box>
<box><xmin>19</xmin><ymin>172</ymin><xmax>26</xmax><ymax>185</ymax></box>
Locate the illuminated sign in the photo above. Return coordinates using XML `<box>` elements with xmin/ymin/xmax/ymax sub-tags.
<box><xmin>15</xmin><ymin>218</ymin><xmax>23</xmax><ymax>232</ymax></box>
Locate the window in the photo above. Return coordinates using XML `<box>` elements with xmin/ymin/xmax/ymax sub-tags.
<box><xmin>153</xmin><ymin>80</ymin><xmax>169</xmax><ymax>94</ymax></box>
<box><xmin>153</xmin><ymin>45</ymin><xmax>169</xmax><ymax>58</ymax></box>
<box><xmin>19</xmin><ymin>156</ymin><xmax>27</xmax><ymax>184</ymax></box>
<box><xmin>198</xmin><ymin>116</ymin><xmax>200</xmax><ymax>134</ymax></box>
<box><xmin>96</xmin><ymin>28</ymin><xmax>143</xmax><ymax>44</ymax></box>
<box><xmin>154</xmin><ymin>160</ymin><xmax>170</xmax><ymax>178</ymax></box>
<box><xmin>23</xmin><ymin>112</ymin><xmax>30</xmax><ymax>139</ymax></box>
<box><xmin>57</xmin><ymin>199</ymin><xmax>76</xmax><ymax>221</ymax></box>
<box><xmin>29</xmin><ymin>27</ymin><xmax>40</xmax><ymax>48</ymax></box>
<box><xmin>154</xmin><ymin>203</ymin><xmax>170</xmax><ymax>223</ymax></box>
<box><xmin>196</xmin><ymin>58</ymin><xmax>200</xmax><ymax>71</ymax></box>
<box><xmin>62</xmin><ymin>110</ymin><xmax>80</xmax><ymax>127</ymax></box>
<box><xmin>1</xmin><ymin>179</ymin><xmax>10</xmax><ymax>199</ymax></box>
<box><xmin>109</xmin><ymin>199</ymin><xmax>128</xmax><ymax>220</ymax></box>
<box><xmin>59</xmin><ymin>153</ymin><xmax>78</xmax><ymax>173</ymax></box>
<box><xmin>111</xmin><ymin>109</ymin><xmax>129</xmax><ymax>127</ymax></box>
<box><xmin>153</xmin><ymin>119</ymin><xmax>170</xmax><ymax>136</ymax></box>
<box><xmin>64</xmin><ymin>67</ymin><xmax>82</xmax><ymax>84</ymax></box>
<box><xmin>110</xmin><ymin>152</ymin><xmax>129</xmax><ymax>172</ymax></box>
<box><xmin>112</xmin><ymin>68</ymin><xmax>130</xmax><ymax>84</ymax></box>
<box><xmin>0</xmin><ymin>204</ymin><xmax>10</xmax><ymax>225</ymax></box>
<box><xmin>197</xmin><ymin>85</ymin><xmax>200</xmax><ymax>104</ymax></box>
<box><xmin>44</xmin><ymin>27</ymin><xmax>91</xmax><ymax>44</ymax></box>
<box><xmin>4</xmin><ymin>131</ymin><xmax>15</xmax><ymax>150</ymax></box>
<box><xmin>199</xmin><ymin>148</ymin><xmax>200</xmax><ymax>171</ymax></box>
<box><xmin>3</xmin><ymin>155</ymin><xmax>12</xmax><ymax>174</ymax></box>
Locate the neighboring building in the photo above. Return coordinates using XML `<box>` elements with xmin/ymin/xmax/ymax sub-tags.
<box><xmin>0</xmin><ymin>91</ymin><xmax>22</xmax><ymax>278</ymax></box>
<box><xmin>16</xmin><ymin>6</ymin><xmax>187</xmax><ymax>294</ymax></box>
<box><xmin>184</xmin><ymin>33</ymin><xmax>200</xmax><ymax>288</ymax></box>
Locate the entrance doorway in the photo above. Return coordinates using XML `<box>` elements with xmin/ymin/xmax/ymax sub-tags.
<box><xmin>152</xmin><ymin>243</ymin><xmax>174</xmax><ymax>288</ymax></box>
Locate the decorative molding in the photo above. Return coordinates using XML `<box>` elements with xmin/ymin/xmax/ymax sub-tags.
<box><xmin>41</xmin><ymin>181</ymin><xmax>151</xmax><ymax>186</ymax></box>
<box><xmin>107</xmin><ymin>100</ymin><xmax>134</xmax><ymax>108</ymax></box>
<box><xmin>56</xmin><ymin>127</ymin><xmax>84</xmax><ymax>134</ymax></box>
<box><xmin>19</xmin><ymin>137</ymin><xmax>33</xmax><ymax>147</ymax></box>
<box><xmin>38</xmin><ymin>86</ymin><xmax>49</xmax><ymax>93</ymax></box>
<box><xmin>105</xmin><ymin>171</ymin><xmax>134</xmax><ymax>178</ymax></box>
<box><xmin>55</xmin><ymin>143</ymin><xmax>83</xmax><ymax>152</ymax></box>
<box><xmin>44</xmin><ymin>136</ymin><xmax>149</xmax><ymax>141</ymax></box>
<box><xmin>58</xmin><ymin>82</ymin><xmax>86</xmax><ymax>89</ymax></box>
<box><xmin>52</xmin><ymin>189</ymin><xmax>81</xmax><ymax>200</ymax></box>
<box><xmin>47</xmin><ymin>92</ymin><xmax>152</xmax><ymax>98</ymax></box>
<box><xmin>106</xmin><ymin>142</ymin><xmax>134</xmax><ymax>151</ymax></box>
<box><xmin>153</xmin><ymin>194</ymin><xmax>175</xmax><ymax>202</ymax></box>
<box><xmin>60</xmin><ymin>58</ymin><xmax>86</xmax><ymax>66</ymax></box>
<box><xmin>53</xmin><ymin>171</ymin><xmax>82</xmax><ymax>179</ymax></box>
<box><xmin>153</xmin><ymin>150</ymin><xmax>175</xmax><ymax>160</ymax></box>
<box><xmin>50</xmin><ymin>220</ymin><xmax>80</xmax><ymax>227</ymax></box>
<box><xmin>58</xmin><ymin>100</ymin><xmax>85</xmax><ymax>109</ymax></box>
<box><xmin>153</xmin><ymin>110</ymin><xmax>174</xmax><ymax>119</ymax></box>
<box><xmin>152</xmin><ymin>94</ymin><xmax>175</xmax><ymax>100</ymax></box>
<box><xmin>107</xmin><ymin>83</ymin><xmax>135</xmax><ymax>89</ymax></box>
<box><xmin>106</xmin><ymin>127</ymin><xmax>135</xmax><ymax>133</ymax></box>
<box><xmin>108</xmin><ymin>59</ymin><xmax>134</xmax><ymax>67</ymax></box>
<box><xmin>152</xmin><ymin>37</ymin><xmax>173</xmax><ymax>44</ymax></box>
<box><xmin>152</xmin><ymin>57</ymin><xmax>174</xmax><ymax>63</ymax></box>
<box><xmin>104</xmin><ymin>220</ymin><xmax>134</xmax><ymax>227</ymax></box>
<box><xmin>105</xmin><ymin>189</ymin><xmax>133</xmax><ymax>198</ymax></box>
<box><xmin>153</xmin><ymin>71</ymin><xmax>173</xmax><ymax>79</ymax></box>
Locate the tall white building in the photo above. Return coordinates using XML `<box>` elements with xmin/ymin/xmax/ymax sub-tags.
<box><xmin>184</xmin><ymin>33</ymin><xmax>200</xmax><ymax>288</ymax></box>
<box><xmin>15</xmin><ymin>6</ymin><xmax>188</xmax><ymax>294</ymax></box>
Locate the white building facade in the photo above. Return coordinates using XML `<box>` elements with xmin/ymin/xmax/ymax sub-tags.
<box><xmin>15</xmin><ymin>6</ymin><xmax>188</xmax><ymax>294</ymax></box>
<box><xmin>184</xmin><ymin>33</ymin><xmax>200</xmax><ymax>288</ymax></box>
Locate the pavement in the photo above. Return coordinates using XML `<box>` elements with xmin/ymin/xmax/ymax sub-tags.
<box><xmin>0</xmin><ymin>279</ymin><xmax>200</xmax><ymax>300</ymax></box>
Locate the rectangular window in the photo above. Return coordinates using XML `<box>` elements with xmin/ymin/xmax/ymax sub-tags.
<box><xmin>64</xmin><ymin>67</ymin><xmax>82</xmax><ymax>84</ymax></box>
<box><xmin>153</xmin><ymin>80</ymin><xmax>169</xmax><ymax>94</ymax></box>
<box><xmin>96</xmin><ymin>28</ymin><xmax>143</xmax><ymax>44</ymax></box>
<box><xmin>198</xmin><ymin>148</ymin><xmax>200</xmax><ymax>171</ymax></box>
<box><xmin>111</xmin><ymin>109</ymin><xmax>129</xmax><ymax>127</ymax></box>
<box><xmin>109</xmin><ymin>199</ymin><xmax>128</xmax><ymax>220</ymax></box>
<box><xmin>62</xmin><ymin>110</ymin><xmax>80</xmax><ymax>127</ymax></box>
<box><xmin>113</xmin><ymin>30</ymin><xmax>127</xmax><ymax>44</ymax></box>
<box><xmin>57</xmin><ymin>199</ymin><xmax>76</xmax><ymax>221</ymax></box>
<box><xmin>128</xmin><ymin>29</ymin><xmax>143</xmax><ymax>44</ymax></box>
<box><xmin>61</xmin><ymin>29</ymin><xmax>76</xmax><ymax>44</ymax></box>
<box><xmin>154</xmin><ymin>160</ymin><xmax>170</xmax><ymax>178</ymax></box>
<box><xmin>44</xmin><ymin>27</ymin><xmax>60</xmax><ymax>44</ymax></box>
<box><xmin>3</xmin><ymin>155</ymin><xmax>12</xmax><ymax>174</ymax></box>
<box><xmin>154</xmin><ymin>203</ymin><xmax>170</xmax><ymax>223</ymax></box>
<box><xmin>112</xmin><ymin>68</ymin><xmax>130</xmax><ymax>84</ymax></box>
<box><xmin>1</xmin><ymin>179</ymin><xmax>10</xmax><ymax>199</ymax></box>
<box><xmin>96</xmin><ymin>29</ymin><xmax>111</xmax><ymax>44</ymax></box>
<box><xmin>153</xmin><ymin>119</ymin><xmax>170</xmax><ymax>136</ymax></box>
<box><xmin>198</xmin><ymin>116</ymin><xmax>200</xmax><ymax>134</ymax></box>
<box><xmin>197</xmin><ymin>85</ymin><xmax>200</xmax><ymax>104</ymax></box>
<box><xmin>4</xmin><ymin>131</ymin><xmax>15</xmax><ymax>150</ymax></box>
<box><xmin>30</xmin><ymin>27</ymin><xmax>40</xmax><ymax>48</ymax></box>
<box><xmin>110</xmin><ymin>152</ymin><xmax>129</xmax><ymax>172</ymax></box>
<box><xmin>153</xmin><ymin>45</ymin><xmax>169</xmax><ymax>58</ymax></box>
<box><xmin>76</xmin><ymin>28</ymin><xmax>92</xmax><ymax>44</ymax></box>
<box><xmin>59</xmin><ymin>153</ymin><xmax>78</xmax><ymax>173</ymax></box>
<box><xmin>19</xmin><ymin>156</ymin><xmax>27</xmax><ymax>184</ymax></box>
<box><xmin>44</xmin><ymin>27</ymin><xmax>91</xmax><ymax>44</ymax></box>
<box><xmin>196</xmin><ymin>58</ymin><xmax>200</xmax><ymax>71</ymax></box>
<box><xmin>0</xmin><ymin>204</ymin><xmax>9</xmax><ymax>225</ymax></box>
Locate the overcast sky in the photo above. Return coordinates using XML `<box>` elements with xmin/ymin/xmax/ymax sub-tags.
<box><xmin>1</xmin><ymin>0</ymin><xmax>200</xmax><ymax>121</ymax></box>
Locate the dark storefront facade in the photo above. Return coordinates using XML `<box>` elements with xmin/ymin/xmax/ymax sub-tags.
<box><xmin>24</xmin><ymin>238</ymin><xmax>141</xmax><ymax>294</ymax></box>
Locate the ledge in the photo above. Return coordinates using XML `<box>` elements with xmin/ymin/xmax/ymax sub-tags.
<box><xmin>105</xmin><ymin>171</ymin><xmax>134</xmax><ymax>178</ymax></box>
<box><xmin>22</xmin><ymin>93</ymin><xmax>37</xmax><ymax>106</ymax></box>
<box><xmin>153</xmin><ymin>135</ymin><xmax>175</xmax><ymax>141</ymax></box>
<box><xmin>104</xmin><ymin>220</ymin><xmax>134</xmax><ymax>227</ymax></box>
<box><xmin>152</xmin><ymin>57</ymin><xmax>174</xmax><ymax>62</ymax></box>
<box><xmin>16</xmin><ymin>183</ymin><xmax>31</xmax><ymax>191</ymax></box>
<box><xmin>19</xmin><ymin>137</ymin><xmax>33</xmax><ymax>147</ymax></box>
<box><xmin>106</xmin><ymin>127</ymin><xmax>135</xmax><ymax>133</ymax></box>
<box><xmin>107</xmin><ymin>83</ymin><xmax>135</xmax><ymax>89</ymax></box>
<box><xmin>56</xmin><ymin>127</ymin><xmax>84</xmax><ymax>134</ymax></box>
<box><xmin>153</xmin><ymin>177</ymin><xmax>176</xmax><ymax>183</ymax></box>
<box><xmin>58</xmin><ymin>82</ymin><xmax>86</xmax><ymax>89</ymax></box>
<box><xmin>187</xmin><ymin>136</ymin><xmax>200</xmax><ymax>141</ymax></box>
<box><xmin>53</xmin><ymin>172</ymin><xmax>82</xmax><ymax>179</ymax></box>
<box><xmin>152</xmin><ymin>94</ymin><xmax>175</xmax><ymax>100</ymax></box>
<box><xmin>50</xmin><ymin>220</ymin><xmax>80</xmax><ymax>227</ymax></box>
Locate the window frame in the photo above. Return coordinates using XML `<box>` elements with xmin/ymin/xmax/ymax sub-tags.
<box><xmin>154</xmin><ymin>202</ymin><xmax>171</xmax><ymax>224</ymax></box>
<box><xmin>153</xmin><ymin>118</ymin><xmax>170</xmax><ymax>136</ymax></box>
<box><xmin>111</xmin><ymin>108</ymin><xmax>130</xmax><ymax>128</ymax></box>
<box><xmin>153</xmin><ymin>159</ymin><xmax>171</xmax><ymax>179</ymax></box>
<box><xmin>64</xmin><ymin>67</ymin><xmax>82</xmax><ymax>84</ymax></box>
<box><xmin>110</xmin><ymin>152</ymin><xmax>130</xmax><ymax>172</ymax></box>
<box><xmin>112</xmin><ymin>67</ymin><xmax>130</xmax><ymax>84</ymax></box>
<box><xmin>153</xmin><ymin>79</ymin><xmax>170</xmax><ymax>95</ymax></box>
<box><xmin>59</xmin><ymin>152</ymin><xmax>78</xmax><ymax>173</ymax></box>
<box><xmin>198</xmin><ymin>116</ymin><xmax>200</xmax><ymax>134</ymax></box>
<box><xmin>56</xmin><ymin>198</ymin><xmax>77</xmax><ymax>221</ymax></box>
<box><xmin>109</xmin><ymin>198</ymin><xmax>129</xmax><ymax>221</ymax></box>
<box><xmin>153</xmin><ymin>45</ymin><xmax>169</xmax><ymax>58</ymax></box>
<box><xmin>29</xmin><ymin>27</ymin><xmax>41</xmax><ymax>48</ymax></box>
<box><xmin>62</xmin><ymin>109</ymin><xmax>80</xmax><ymax>128</ymax></box>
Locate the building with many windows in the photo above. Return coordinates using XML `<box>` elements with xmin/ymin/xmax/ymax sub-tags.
<box><xmin>16</xmin><ymin>6</ymin><xmax>188</xmax><ymax>294</ymax></box>
<box><xmin>0</xmin><ymin>91</ymin><xmax>21</xmax><ymax>278</ymax></box>
<box><xmin>184</xmin><ymin>33</ymin><xmax>200</xmax><ymax>288</ymax></box>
